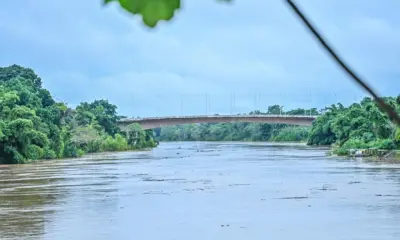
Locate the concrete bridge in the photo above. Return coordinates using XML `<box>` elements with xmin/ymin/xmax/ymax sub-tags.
<box><xmin>117</xmin><ymin>115</ymin><xmax>317</xmax><ymax>130</ymax></box>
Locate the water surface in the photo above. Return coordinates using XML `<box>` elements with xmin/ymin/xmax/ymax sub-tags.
<box><xmin>1</xmin><ymin>142</ymin><xmax>400</xmax><ymax>239</ymax></box>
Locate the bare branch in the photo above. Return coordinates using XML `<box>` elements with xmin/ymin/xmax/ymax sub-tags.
<box><xmin>285</xmin><ymin>0</ymin><xmax>400</xmax><ymax>126</ymax></box>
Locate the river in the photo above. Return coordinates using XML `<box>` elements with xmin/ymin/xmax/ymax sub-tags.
<box><xmin>1</xmin><ymin>142</ymin><xmax>400</xmax><ymax>239</ymax></box>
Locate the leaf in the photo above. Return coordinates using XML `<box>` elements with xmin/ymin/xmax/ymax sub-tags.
<box><xmin>104</xmin><ymin>0</ymin><xmax>181</xmax><ymax>28</ymax></box>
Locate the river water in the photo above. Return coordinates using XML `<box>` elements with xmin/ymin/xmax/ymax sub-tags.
<box><xmin>1</xmin><ymin>142</ymin><xmax>400</xmax><ymax>240</ymax></box>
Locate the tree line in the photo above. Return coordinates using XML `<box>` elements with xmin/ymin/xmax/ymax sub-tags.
<box><xmin>0</xmin><ymin>65</ymin><xmax>157</xmax><ymax>164</ymax></box>
<box><xmin>155</xmin><ymin>106</ymin><xmax>318</xmax><ymax>142</ymax></box>
<box><xmin>1</xmin><ymin>65</ymin><xmax>398</xmax><ymax>164</ymax></box>
<box><xmin>308</xmin><ymin>96</ymin><xmax>400</xmax><ymax>155</ymax></box>
<box><xmin>156</xmin><ymin>97</ymin><xmax>400</xmax><ymax>156</ymax></box>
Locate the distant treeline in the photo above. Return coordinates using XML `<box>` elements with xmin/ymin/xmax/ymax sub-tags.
<box><xmin>156</xmin><ymin>97</ymin><xmax>400</xmax><ymax>156</ymax></box>
<box><xmin>155</xmin><ymin>105</ymin><xmax>318</xmax><ymax>142</ymax></box>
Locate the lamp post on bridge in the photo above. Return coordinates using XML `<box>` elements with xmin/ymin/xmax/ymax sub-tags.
<box><xmin>180</xmin><ymin>95</ymin><xmax>183</xmax><ymax>116</ymax></box>
<box><xmin>233</xmin><ymin>93</ymin><xmax>236</xmax><ymax>115</ymax></box>
<box><xmin>208</xmin><ymin>94</ymin><xmax>211</xmax><ymax>115</ymax></box>
<box><xmin>155</xmin><ymin>94</ymin><xmax>159</xmax><ymax>118</ymax></box>
<box><xmin>205</xmin><ymin>93</ymin><xmax>208</xmax><ymax>115</ymax></box>
<box><xmin>229</xmin><ymin>93</ymin><xmax>232</xmax><ymax>115</ymax></box>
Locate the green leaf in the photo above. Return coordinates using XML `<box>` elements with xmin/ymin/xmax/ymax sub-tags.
<box><xmin>105</xmin><ymin>0</ymin><xmax>181</xmax><ymax>28</ymax></box>
<box><xmin>103</xmin><ymin>0</ymin><xmax>234</xmax><ymax>28</ymax></box>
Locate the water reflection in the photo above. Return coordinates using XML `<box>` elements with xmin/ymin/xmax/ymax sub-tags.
<box><xmin>0</xmin><ymin>142</ymin><xmax>400</xmax><ymax>239</ymax></box>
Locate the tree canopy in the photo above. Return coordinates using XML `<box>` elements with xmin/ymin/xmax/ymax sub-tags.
<box><xmin>308</xmin><ymin>96</ymin><xmax>400</xmax><ymax>154</ymax></box>
<box><xmin>0</xmin><ymin>65</ymin><xmax>157</xmax><ymax>164</ymax></box>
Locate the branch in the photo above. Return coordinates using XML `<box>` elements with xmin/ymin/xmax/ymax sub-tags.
<box><xmin>285</xmin><ymin>0</ymin><xmax>400</xmax><ymax>126</ymax></box>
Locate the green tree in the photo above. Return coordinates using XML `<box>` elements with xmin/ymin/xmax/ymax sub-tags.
<box><xmin>0</xmin><ymin>65</ymin><xmax>158</xmax><ymax>164</ymax></box>
<box><xmin>75</xmin><ymin>100</ymin><xmax>119</xmax><ymax>135</ymax></box>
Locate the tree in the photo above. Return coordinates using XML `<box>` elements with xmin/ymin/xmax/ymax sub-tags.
<box><xmin>267</xmin><ymin>105</ymin><xmax>282</xmax><ymax>115</ymax></box>
<box><xmin>75</xmin><ymin>100</ymin><xmax>119</xmax><ymax>136</ymax></box>
<box><xmin>0</xmin><ymin>65</ymin><xmax>158</xmax><ymax>164</ymax></box>
<box><xmin>125</xmin><ymin>123</ymin><xmax>145</xmax><ymax>147</ymax></box>
<box><xmin>307</xmin><ymin>97</ymin><xmax>400</xmax><ymax>153</ymax></box>
<box><xmin>0</xmin><ymin>65</ymin><xmax>42</xmax><ymax>89</ymax></box>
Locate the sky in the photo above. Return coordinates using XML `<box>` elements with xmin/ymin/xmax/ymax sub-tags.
<box><xmin>0</xmin><ymin>0</ymin><xmax>399</xmax><ymax>117</ymax></box>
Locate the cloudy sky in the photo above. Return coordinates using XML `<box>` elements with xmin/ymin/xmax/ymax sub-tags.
<box><xmin>0</xmin><ymin>0</ymin><xmax>399</xmax><ymax>117</ymax></box>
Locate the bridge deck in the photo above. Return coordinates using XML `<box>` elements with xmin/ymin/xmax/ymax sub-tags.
<box><xmin>119</xmin><ymin>114</ymin><xmax>317</xmax><ymax>122</ymax></box>
<box><xmin>118</xmin><ymin>115</ymin><xmax>317</xmax><ymax>130</ymax></box>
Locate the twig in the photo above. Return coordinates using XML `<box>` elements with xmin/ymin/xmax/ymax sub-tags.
<box><xmin>285</xmin><ymin>0</ymin><xmax>400</xmax><ymax>126</ymax></box>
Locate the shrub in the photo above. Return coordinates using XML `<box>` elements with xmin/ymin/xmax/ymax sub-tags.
<box><xmin>42</xmin><ymin>147</ymin><xmax>57</xmax><ymax>159</ymax></box>
<box><xmin>368</xmin><ymin>139</ymin><xmax>396</xmax><ymax>150</ymax></box>
<box><xmin>26</xmin><ymin>144</ymin><xmax>44</xmax><ymax>160</ymax></box>
<box><xmin>101</xmin><ymin>134</ymin><xmax>128</xmax><ymax>152</ymax></box>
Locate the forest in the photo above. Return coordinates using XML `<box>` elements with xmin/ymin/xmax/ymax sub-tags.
<box><xmin>307</xmin><ymin>96</ymin><xmax>400</xmax><ymax>155</ymax></box>
<box><xmin>0</xmin><ymin>65</ymin><xmax>157</xmax><ymax>164</ymax></box>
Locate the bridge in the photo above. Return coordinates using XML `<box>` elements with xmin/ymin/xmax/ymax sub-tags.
<box><xmin>117</xmin><ymin>115</ymin><xmax>317</xmax><ymax>130</ymax></box>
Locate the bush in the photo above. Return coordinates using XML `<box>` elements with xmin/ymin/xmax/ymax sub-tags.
<box><xmin>341</xmin><ymin>138</ymin><xmax>369</xmax><ymax>149</ymax></box>
<box><xmin>4</xmin><ymin>145</ymin><xmax>25</xmax><ymax>164</ymax></box>
<box><xmin>142</xmin><ymin>139</ymin><xmax>158</xmax><ymax>148</ymax></box>
<box><xmin>333</xmin><ymin>138</ymin><xmax>368</xmax><ymax>155</ymax></box>
<box><xmin>395</xmin><ymin>128</ymin><xmax>400</xmax><ymax>148</ymax></box>
<box><xmin>42</xmin><ymin>147</ymin><xmax>57</xmax><ymax>159</ymax></box>
<box><xmin>368</xmin><ymin>139</ymin><xmax>396</xmax><ymax>150</ymax></box>
<box><xmin>333</xmin><ymin>138</ymin><xmax>397</xmax><ymax>155</ymax></box>
<box><xmin>63</xmin><ymin>142</ymin><xmax>82</xmax><ymax>158</ymax></box>
<box><xmin>335</xmin><ymin>147</ymin><xmax>349</xmax><ymax>156</ymax></box>
<box><xmin>86</xmin><ymin>139</ymin><xmax>102</xmax><ymax>153</ymax></box>
<box><xmin>101</xmin><ymin>134</ymin><xmax>129</xmax><ymax>152</ymax></box>
<box><xmin>26</xmin><ymin>144</ymin><xmax>44</xmax><ymax>160</ymax></box>
<box><xmin>77</xmin><ymin>149</ymin><xmax>85</xmax><ymax>157</ymax></box>
<box><xmin>272</xmin><ymin>127</ymin><xmax>310</xmax><ymax>142</ymax></box>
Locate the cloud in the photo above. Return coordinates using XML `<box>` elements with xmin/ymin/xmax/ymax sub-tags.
<box><xmin>0</xmin><ymin>0</ymin><xmax>399</xmax><ymax>117</ymax></box>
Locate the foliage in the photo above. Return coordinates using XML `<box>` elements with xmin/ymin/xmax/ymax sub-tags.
<box><xmin>156</xmin><ymin>107</ymin><xmax>315</xmax><ymax>142</ymax></box>
<box><xmin>75</xmin><ymin>100</ymin><xmax>119</xmax><ymax>136</ymax></box>
<box><xmin>0</xmin><ymin>65</ymin><xmax>157</xmax><ymax>164</ymax></box>
<box><xmin>271</xmin><ymin>127</ymin><xmax>310</xmax><ymax>142</ymax></box>
<box><xmin>395</xmin><ymin>128</ymin><xmax>400</xmax><ymax>143</ymax></box>
<box><xmin>103</xmin><ymin>0</ymin><xmax>232</xmax><ymax>28</ymax></box>
<box><xmin>101</xmin><ymin>134</ymin><xmax>129</xmax><ymax>152</ymax></box>
<box><xmin>308</xmin><ymin>96</ymin><xmax>400</xmax><ymax>154</ymax></box>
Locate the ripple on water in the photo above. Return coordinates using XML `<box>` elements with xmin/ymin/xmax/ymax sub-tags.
<box><xmin>1</xmin><ymin>142</ymin><xmax>400</xmax><ymax>240</ymax></box>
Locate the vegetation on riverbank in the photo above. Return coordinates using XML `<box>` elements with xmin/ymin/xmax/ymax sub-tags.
<box><xmin>0</xmin><ymin>65</ymin><xmax>157</xmax><ymax>164</ymax></box>
<box><xmin>157</xmin><ymin>96</ymin><xmax>400</xmax><ymax>158</ymax></box>
<box><xmin>307</xmin><ymin>96</ymin><xmax>400</xmax><ymax>155</ymax></box>
<box><xmin>155</xmin><ymin>106</ymin><xmax>317</xmax><ymax>142</ymax></box>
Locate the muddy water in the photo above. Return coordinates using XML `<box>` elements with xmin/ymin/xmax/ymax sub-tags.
<box><xmin>1</xmin><ymin>142</ymin><xmax>400</xmax><ymax>240</ymax></box>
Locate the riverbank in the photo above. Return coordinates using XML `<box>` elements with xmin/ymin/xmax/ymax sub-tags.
<box><xmin>0</xmin><ymin>147</ymin><xmax>156</xmax><ymax>167</ymax></box>
<box><xmin>328</xmin><ymin>149</ymin><xmax>400</xmax><ymax>163</ymax></box>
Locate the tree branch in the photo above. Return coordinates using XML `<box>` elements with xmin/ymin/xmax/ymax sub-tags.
<box><xmin>285</xmin><ymin>0</ymin><xmax>400</xmax><ymax>126</ymax></box>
